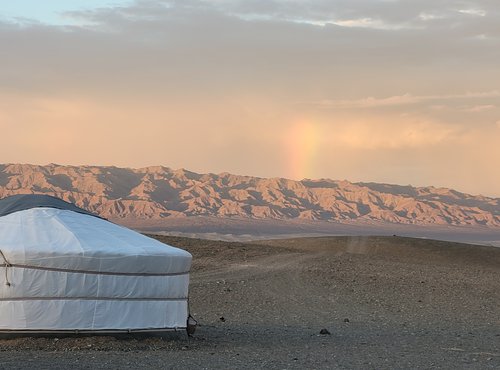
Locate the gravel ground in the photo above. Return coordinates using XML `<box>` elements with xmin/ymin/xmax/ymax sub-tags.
<box><xmin>0</xmin><ymin>235</ymin><xmax>499</xmax><ymax>369</ymax></box>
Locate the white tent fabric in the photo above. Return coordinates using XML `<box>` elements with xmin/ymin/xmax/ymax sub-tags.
<box><xmin>0</xmin><ymin>206</ymin><xmax>192</xmax><ymax>332</ymax></box>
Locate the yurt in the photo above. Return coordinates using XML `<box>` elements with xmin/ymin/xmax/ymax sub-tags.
<box><xmin>0</xmin><ymin>194</ymin><xmax>193</xmax><ymax>334</ymax></box>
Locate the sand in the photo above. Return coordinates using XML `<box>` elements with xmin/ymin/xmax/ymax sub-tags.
<box><xmin>0</xmin><ymin>235</ymin><xmax>499</xmax><ymax>369</ymax></box>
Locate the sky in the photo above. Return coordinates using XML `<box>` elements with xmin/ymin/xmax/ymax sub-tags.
<box><xmin>0</xmin><ymin>0</ymin><xmax>499</xmax><ymax>197</ymax></box>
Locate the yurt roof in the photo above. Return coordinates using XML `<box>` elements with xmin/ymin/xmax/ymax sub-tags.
<box><xmin>0</xmin><ymin>194</ymin><xmax>99</xmax><ymax>218</ymax></box>
<box><xmin>0</xmin><ymin>194</ymin><xmax>191</xmax><ymax>275</ymax></box>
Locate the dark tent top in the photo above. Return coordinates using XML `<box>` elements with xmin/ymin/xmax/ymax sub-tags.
<box><xmin>0</xmin><ymin>194</ymin><xmax>101</xmax><ymax>219</ymax></box>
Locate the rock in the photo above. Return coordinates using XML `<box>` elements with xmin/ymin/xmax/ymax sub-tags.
<box><xmin>319</xmin><ymin>329</ymin><xmax>331</xmax><ymax>335</ymax></box>
<box><xmin>344</xmin><ymin>318</ymin><xmax>350</xmax><ymax>323</ymax></box>
<box><xmin>187</xmin><ymin>315</ymin><xmax>198</xmax><ymax>336</ymax></box>
<box><xmin>219</xmin><ymin>316</ymin><xmax>226</xmax><ymax>322</ymax></box>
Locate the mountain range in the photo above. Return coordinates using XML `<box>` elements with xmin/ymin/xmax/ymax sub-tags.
<box><xmin>0</xmin><ymin>163</ymin><xmax>499</xmax><ymax>227</ymax></box>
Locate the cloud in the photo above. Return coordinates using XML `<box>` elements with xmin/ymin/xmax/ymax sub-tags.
<box><xmin>55</xmin><ymin>0</ymin><xmax>500</xmax><ymax>37</ymax></box>
<box><xmin>310</xmin><ymin>91</ymin><xmax>500</xmax><ymax>109</ymax></box>
<box><xmin>313</xmin><ymin>94</ymin><xmax>419</xmax><ymax>109</ymax></box>
<box><xmin>330</xmin><ymin>17</ymin><xmax>406</xmax><ymax>30</ymax></box>
<box><xmin>328</xmin><ymin>119</ymin><xmax>457</xmax><ymax>150</ymax></box>
<box><xmin>418</xmin><ymin>12</ymin><xmax>446</xmax><ymax>21</ymax></box>
<box><xmin>2</xmin><ymin>1</ymin><xmax>500</xmax><ymax>100</ymax></box>
<box><xmin>463</xmin><ymin>104</ymin><xmax>495</xmax><ymax>112</ymax></box>
<box><xmin>458</xmin><ymin>8</ymin><xmax>487</xmax><ymax>17</ymax></box>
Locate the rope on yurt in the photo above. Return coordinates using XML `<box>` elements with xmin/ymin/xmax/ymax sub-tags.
<box><xmin>0</xmin><ymin>250</ymin><xmax>11</xmax><ymax>286</ymax></box>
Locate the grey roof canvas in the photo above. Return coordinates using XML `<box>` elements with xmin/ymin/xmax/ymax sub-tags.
<box><xmin>0</xmin><ymin>194</ymin><xmax>100</xmax><ymax>218</ymax></box>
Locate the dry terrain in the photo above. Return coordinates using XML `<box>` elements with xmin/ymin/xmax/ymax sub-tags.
<box><xmin>0</xmin><ymin>235</ymin><xmax>499</xmax><ymax>369</ymax></box>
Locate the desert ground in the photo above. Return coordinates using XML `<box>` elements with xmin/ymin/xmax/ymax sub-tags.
<box><xmin>0</xmin><ymin>235</ymin><xmax>499</xmax><ymax>369</ymax></box>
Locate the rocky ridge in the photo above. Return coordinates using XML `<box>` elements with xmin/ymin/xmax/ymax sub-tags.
<box><xmin>0</xmin><ymin>163</ymin><xmax>498</xmax><ymax>227</ymax></box>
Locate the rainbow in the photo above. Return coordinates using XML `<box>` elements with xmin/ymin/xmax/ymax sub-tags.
<box><xmin>285</xmin><ymin>120</ymin><xmax>321</xmax><ymax>180</ymax></box>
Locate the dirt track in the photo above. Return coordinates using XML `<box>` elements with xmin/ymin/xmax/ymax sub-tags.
<box><xmin>1</xmin><ymin>235</ymin><xmax>499</xmax><ymax>369</ymax></box>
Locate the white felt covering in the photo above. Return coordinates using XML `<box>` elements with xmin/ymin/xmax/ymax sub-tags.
<box><xmin>0</xmin><ymin>208</ymin><xmax>192</xmax><ymax>331</ymax></box>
